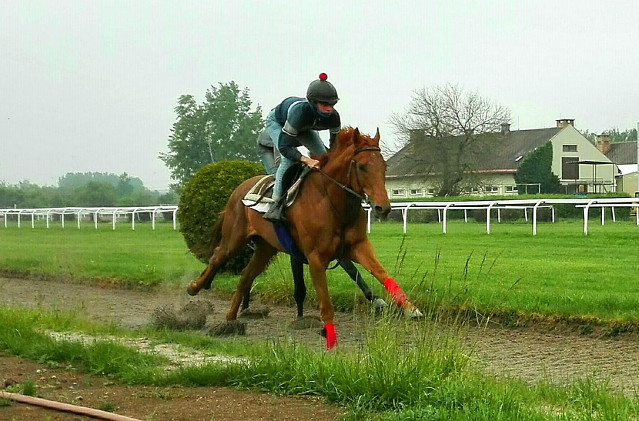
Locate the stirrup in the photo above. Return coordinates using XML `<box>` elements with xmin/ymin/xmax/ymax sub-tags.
<box><xmin>263</xmin><ymin>200</ymin><xmax>286</xmax><ymax>224</ymax></box>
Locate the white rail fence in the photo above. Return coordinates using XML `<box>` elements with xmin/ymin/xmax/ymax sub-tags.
<box><xmin>364</xmin><ymin>197</ymin><xmax>639</xmax><ymax>235</ymax></box>
<box><xmin>2</xmin><ymin>198</ymin><xmax>638</xmax><ymax>235</ymax></box>
<box><xmin>0</xmin><ymin>206</ymin><xmax>178</xmax><ymax>230</ymax></box>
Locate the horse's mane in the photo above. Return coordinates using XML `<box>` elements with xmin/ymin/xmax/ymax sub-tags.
<box><xmin>318</xmin><ymin>127</ymin><xmax>377</xmax><ymax>167</ymax></box>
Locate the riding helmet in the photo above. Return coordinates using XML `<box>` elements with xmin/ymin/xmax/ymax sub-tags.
<box><xmin>306</xmin><ymin>73</ymin><xmax>339</xmax><ymax>105</ymax></box>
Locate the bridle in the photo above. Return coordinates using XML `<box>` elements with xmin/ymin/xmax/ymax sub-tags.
<box><xmin>316</xmin><ymin>146</ymin><xmax>381</xmax><ymax>204</ymax></box>
<box><xmin>315</xmin><ymin>145</ymin><xmax>382</xmax><ymax>269</ymax></box>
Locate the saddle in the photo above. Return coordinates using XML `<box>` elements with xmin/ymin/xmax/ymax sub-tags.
<box><xmin>242</xmin><ymin>165</ymin><xmax>310</xmax><ymax>213</ymax></box>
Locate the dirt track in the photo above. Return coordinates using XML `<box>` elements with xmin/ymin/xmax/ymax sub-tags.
<box><xmin>2</xmin><ymin>275</ymin><xmax>639</xmax><ymax>418</ymax></box>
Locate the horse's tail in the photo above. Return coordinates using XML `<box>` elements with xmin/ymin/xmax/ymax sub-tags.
<box><xmin>209</xmin><ymin>210</ymin><xmax>225</xmax><ymax>250</ymax></box>
<box><xmin>190</xmin><ymin>211</ymin><xmax>226</xmax><ymax>263</ymax></box>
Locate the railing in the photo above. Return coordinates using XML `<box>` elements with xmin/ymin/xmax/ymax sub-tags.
<box><xmin>4</xmin><ymin>199</ymin><xmax>639</xmax><ymax>236</ymax></box>
<box><xmin>0</xmin><ymin>206</ymin><xmax>179</xmax><ymax>230</ymax></box>
<box><xmin>364</xmin><ymin>198</ymin><xmax>639</xmax><ymax>235</ymax></box>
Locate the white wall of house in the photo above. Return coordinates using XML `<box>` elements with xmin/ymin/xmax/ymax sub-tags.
<box><xmin>385</xmin><ymin>173</ymin><xmax>519</xmax><ymax>198</ymax></box>
<box><xmin>618</xmin><ymin>172</ymin><xmax>639</xmax><ymax>196</ymax></box>
<box><xmin>386</xmin><ymin>176</ymin><xmax>433</xmax><ymax>199</ymax></box>
<box><xmin>550</xmin><ymin>125</ymin><xmax>617</xmax><ymax>191</ymax></box>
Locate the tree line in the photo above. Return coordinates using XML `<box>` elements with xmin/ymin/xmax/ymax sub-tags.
<box><xmin>0</xmin><ymin>172</ymin><xmax>177</xmax><ymax>209</ymax></box>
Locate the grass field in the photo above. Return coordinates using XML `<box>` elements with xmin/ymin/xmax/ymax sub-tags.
<box><xmin>1</xmin><ymin>218</ymin><xmax>638</xmax><ymax>325</ymax></box>
<box><xmin>3</xmin><ymin>219</ymin><xmax>639</xmax><ymax>419</ymax></box>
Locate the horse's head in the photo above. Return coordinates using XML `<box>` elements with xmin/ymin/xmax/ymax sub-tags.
<box><xmin>328</xmin><ymin>127</ymin><xmax>391</xmax><ymax>220</ymax></box>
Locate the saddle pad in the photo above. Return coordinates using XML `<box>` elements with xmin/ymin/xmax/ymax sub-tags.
<box><xmin>242</xmin><ymin>167</ymin><xmax>311</xmax><ymax>213</ymax></box>
<box><xmin>273</xmin><ymin>224</ymin><xmax>308</xmax><ymax>263</ymax></box>
<box><xmin>242</xmin><ymin>175</ymin><xmax>275</xmax><ymax>213</ymax></box>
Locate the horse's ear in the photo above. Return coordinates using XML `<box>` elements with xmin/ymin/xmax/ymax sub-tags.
<box><xmin>353</xmin><ymin>128</ymin><xmax>362</xmax><ymax>148</ymax></box>
<box><xmin>373</xmin><ymin>127</ymin><xmax>380</xmax><ymax>143</ymax></box>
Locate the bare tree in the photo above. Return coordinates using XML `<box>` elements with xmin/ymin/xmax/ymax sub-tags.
<box><xmin>390</xmin><ymin>84</ymin><xmax>510</xmax><ymax>196</ymax></box>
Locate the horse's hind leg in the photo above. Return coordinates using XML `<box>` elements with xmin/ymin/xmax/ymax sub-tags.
<box><xmin>187</xmin><ymin>227</ymin><xmax>249</xmax><ymax>296</ymax></box>
<box><xmin>226</xmin><ymin>239</ymin><xmax>277</xmax><ymax>321</ymax></box>
<box><xmin>291</xmin><ymin>257</ymin><xmax>306</xmax><ymax>318</ymax></box>
<box><xmin>338</xmin><ymin>257</ymin><xmax>387</xmax><ymax>308</ymax></box>
<box><xmin>187</xmin><ymin>263</ymin><xmax>218</xmax><ymax>296</ymax></box>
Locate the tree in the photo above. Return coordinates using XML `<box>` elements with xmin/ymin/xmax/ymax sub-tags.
<box><xmin>601</xmin><ymin>127</ymin><xmax>637</xmax><ymax>143</ymax></box>
<box><xmin>58</xmin><ymin>172</ymin><xmax>144</xmax><ymax>193</ymax></box>
<box><xmin>390</xmin><ymin>84</ymin><xmax>510</xmax><ymax>196</ymax></box>
<box><xmin>160</xmin><ymin>81</ymin><xmax>264</xmax><ymax>189</ymax></box>
<box><xmin>73</xmin><ymin>182</ymin><xmax>117</xmax><ymax>206</ymax></box>
<box><xmin>582</xmin><ymin>127</ymin><xmax>637</xmax><ymax>144</ymax></box>
<box><xmin>514</xmin><ymin>141</ymin><xmax>561</xmax><ymax>194</ymax></box>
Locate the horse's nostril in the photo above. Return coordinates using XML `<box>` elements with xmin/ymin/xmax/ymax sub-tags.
<box><xmin>374</xmin><ymin>206</ymin><xmax>383</xmax><ymax>213</ymax></box>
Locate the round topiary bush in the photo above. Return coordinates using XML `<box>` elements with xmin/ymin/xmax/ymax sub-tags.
<box><xmin>178</xmin><ymin>160</ymin><xmax>265</xmax><ymax>273</ymax></box>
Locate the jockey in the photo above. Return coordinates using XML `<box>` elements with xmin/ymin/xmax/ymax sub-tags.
<box><xmin>262</xmin><ymin>73</ymin><xmax>341</xmax><ymax>224</ymax></box>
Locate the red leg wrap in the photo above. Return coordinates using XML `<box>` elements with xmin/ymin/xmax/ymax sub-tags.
<box><xmin>383</xmin><ymin>278</ymin><xmax>407</xmax><ymax>307</ymax></box>
<box><xmin>324</xmin><ymin>323</ymin><xmax>337</xmax><ymax>350</ymax></box>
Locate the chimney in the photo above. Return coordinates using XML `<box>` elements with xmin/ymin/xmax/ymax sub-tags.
<box><xmin>595</xmin><ymin>134</ymin><xmax>611</xmax><ymax>155</ymax></box>
<box><xmin>556</xmin><ymin>118</ymin><xmax>575</xmax><ymax>128</ymax></box>
<box><xmin>500</xmin><ymin>122</ymin><xmax>511</xmax><ymax>134</ymax></box>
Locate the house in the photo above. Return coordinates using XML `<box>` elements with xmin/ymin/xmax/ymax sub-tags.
<box><xmin>385</xmin><ymin>119</ymin><xmax>617</xmax><ymax>198</ymax></box>
<box><xmin>596</xmin><ymin>137</ymin><xmax>639</xmax><ymax>197</ymax></box>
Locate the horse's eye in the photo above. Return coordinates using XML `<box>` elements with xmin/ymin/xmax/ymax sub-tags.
<box><xmin>358</xmin><ymin>164</ymin><xmax>367</xmax><ymax>172</ymax></box>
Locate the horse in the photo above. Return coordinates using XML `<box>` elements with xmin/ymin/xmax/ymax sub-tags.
<box><xmin>186</xmin><ymin>127</ymin><xmax>422</xmax><ymax>349</ymax></box>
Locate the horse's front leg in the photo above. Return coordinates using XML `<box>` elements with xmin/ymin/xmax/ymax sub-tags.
<box><xmin>350</xmin><ymin>239</ymin><xmax>423</xmax><ymax>318</ymax></box>
<box><xmin>307</xmin><ymin>255</ymin><xmax>337</xmax><ymax>350</ymax></box>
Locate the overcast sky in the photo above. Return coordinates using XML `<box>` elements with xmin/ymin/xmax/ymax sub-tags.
<box><xmin>2</xmin><ymin>1</ymin><xmax>638</xmax><ymax>190</ymax></box>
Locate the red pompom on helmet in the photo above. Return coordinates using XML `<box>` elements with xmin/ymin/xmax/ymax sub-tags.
<box><xmin>307</xmin><ymin>73</ymin><xmax>339</xmax><ymax>105</ymax></box>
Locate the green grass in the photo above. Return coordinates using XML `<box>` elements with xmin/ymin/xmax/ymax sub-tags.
<box><xmin>0</xmin><ymin>222</ymin><xmax>200</xmax><ymax>288</ymax></box>
<box><xmin>1</xmin><ymin>219</ymin><xmax>639</xmax><ymax>325</ymax></box>
<box><xmin>1</xmin><ymin>305</ymin><xmax>638</xmax><ymax>420</ymax></box>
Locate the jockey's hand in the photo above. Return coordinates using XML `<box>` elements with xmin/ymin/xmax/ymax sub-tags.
<box><xmin>301</xmin><ymin>156</ymin><xmax>321</xmax><ymax>170</ymax></box>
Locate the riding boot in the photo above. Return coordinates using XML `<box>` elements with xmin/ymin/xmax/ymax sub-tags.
<box><xmin>263</xmin><ymin>196</ymin><xmax>287</xmax><ymax>224</ymax></box>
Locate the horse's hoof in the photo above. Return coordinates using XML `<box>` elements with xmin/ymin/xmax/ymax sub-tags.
<box><xmin>371</xmin><ymin>298</ymin><xmax>388</xmax><ymax>309</ymax></box>
<box><xmin>404</xmin><ymin>307</ymin><xmax>424</xmax><ymax>319</ymax></box>
<box><xmin>289</xmin><ymin>315</ymin><xmax>323</xmax><ymax>330</ymax></box>
<box><xmin>210</xmin><ymin>320</ymin><xmax>246</xmax><ymax>336</ymax></box>
<box><xmin>186</xmin><ymin>282</ymin><xmax>199</xmax><ymax>296</ymax></box>
<box><xmin>238</xmin><ymin>306</ymin><xmax>270</xmax><ymax>319</ymax></box>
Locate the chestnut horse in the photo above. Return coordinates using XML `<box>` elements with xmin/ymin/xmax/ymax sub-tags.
<box><xmin>186</xmin><ymin>127</ymin><xmax>421</xmax><ymax>349</ymax></box>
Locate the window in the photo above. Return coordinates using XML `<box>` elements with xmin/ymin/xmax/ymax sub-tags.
<box><xmin>392</xmin><ymin>189</ymin><xmax>406</xmax><ymax>197</ymax></box>
<box><xmin>486</xmin><ymin>186</ymin><xmax>499</xmax><ymax>193</ymax></box>
<box><xmin>427</xmin><ymin>188</ymin><xmax>435</xmax><ymax>195</ymax></box>
<box><xmin>562</xmin><ymin>157</ymin><xmax>580</xmax><ymax>180</ymax></box>
<box><xmin>563</xmin><ymin>145</ymin><xmax>577</xmax><ymax>152</ymax></box>
<box><xmin>410</xmin><ymin>189</ymin><xmax>423</xmax><ymax>196</ymax></box>
<box><xmin>505</xmin><ymin>185</ymin><xmax>518</xmax><ymax>193</ymax></box>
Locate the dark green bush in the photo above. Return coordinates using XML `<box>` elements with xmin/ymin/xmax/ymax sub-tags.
<box><xmin>178</xmin><ymin>161</ymin><xmax>265</xmax><ymax>273</ymax></box>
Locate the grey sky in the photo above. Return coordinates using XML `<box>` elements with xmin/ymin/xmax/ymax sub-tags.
<box><xmin>2</xmin><ymin>1</ymin><xmax>638</xmax><ymax>190</ymax></box>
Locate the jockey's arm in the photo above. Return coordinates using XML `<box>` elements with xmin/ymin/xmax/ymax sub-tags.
<box><xmin>278</xmin><ymin>132</ymin><xmax>320</xmax><ymax>169</ymax></box>
<box><xmin>278</xmin><ymin>130</ymin><xmax>303</xmax><ymax>162</ymax></box>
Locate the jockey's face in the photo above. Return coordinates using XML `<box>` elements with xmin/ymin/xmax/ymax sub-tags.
<box><xmin>316</xmin><ymin>102</ymin><xmax>334</xmax><ymax>115</ymax></box>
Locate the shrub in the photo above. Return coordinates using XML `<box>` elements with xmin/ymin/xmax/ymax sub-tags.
<box><xmin>178</xmin><ymin>161</ymin><xmax>265</xmax><ymax>273</ymax></box>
